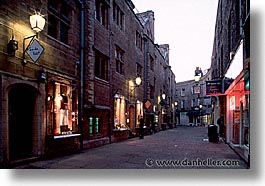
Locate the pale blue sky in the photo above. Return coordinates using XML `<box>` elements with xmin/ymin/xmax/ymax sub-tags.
<box><xmin>132</xmin><ymin>0</ymin><xmax>218</xmax><ymax>82</ymax></box>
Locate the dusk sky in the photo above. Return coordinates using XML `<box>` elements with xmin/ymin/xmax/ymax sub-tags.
<box><xmin>132</xmin><ymin>0</ymin><xmax>218</xmax><ymax>82</ymax></box>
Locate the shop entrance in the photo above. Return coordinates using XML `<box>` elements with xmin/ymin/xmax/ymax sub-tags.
<box><xmin>9</xmin><ymin>84</ymin><xmax>36</xmax><ymax>161</ymax></box>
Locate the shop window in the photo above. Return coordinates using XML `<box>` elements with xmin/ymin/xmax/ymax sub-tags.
<box><xmin>114</xmin><ymin>95</ymin><xmax>128</xmax><ymax>129</ymax></box>
<box><xmin>136</xmin><ymin>100</ymin><xmax>143</xmax><ymax>127</ymax></box>
<box><xmin>95</xmin><ymin>0</ymin><xmax>109</xmax><ymax>28</ymax></box>
<box><xmin>48</xmin><ymin>0</ymin><xmax>71</xmax><ymax>44</ymax></box>
<box><xmin>47</xmin><ymin>81</ymin><xmax>78</xmax><ymax>136</ymax></box>
<box><xmin>95</xmin><ymin>51</ymin><xmax>109</xmax><ymax>81</ymax></box>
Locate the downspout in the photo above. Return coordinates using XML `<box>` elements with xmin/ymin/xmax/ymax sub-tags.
<box><xmin>239</xmin><ymin>0</ymin><xmax>243</xmax><ymax>36</ymax></box>
<box><xmin>143</xmin><ymin>36</ymin><xmax>147</xmax><ymax>122</ymax></box>
<box><xmin>108</xmin><ymin>3</ymin><xmax>113</xmax><ymax>144</ymax></box>
<box><xmin>78</xmin><ymin>0</ymin><xmax>84</xmax><ymax>150</ymax></box>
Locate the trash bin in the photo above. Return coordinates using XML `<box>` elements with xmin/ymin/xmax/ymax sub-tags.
<box><xmin>208</xmin><ymin>124</ymin><xmax>219</xmax><ymax>143</ymax></box>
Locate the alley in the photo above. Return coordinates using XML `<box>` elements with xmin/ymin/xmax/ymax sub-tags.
<box><xmin>15</xmin><ymin>127</ymin><xmax>247</xmax><ymax>169</ymax></box>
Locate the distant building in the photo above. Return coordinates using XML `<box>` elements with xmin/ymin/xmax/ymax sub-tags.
<box><xmin>175</xmin><ymin>68</ymin><xmax>212</xmax><ymax>126</ymax></box>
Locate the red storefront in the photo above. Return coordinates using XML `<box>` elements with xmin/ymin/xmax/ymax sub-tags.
<box><xmin>225</xmin><ymin>70</ymin><xmax>250</xmax><ymax>147</ymax></box>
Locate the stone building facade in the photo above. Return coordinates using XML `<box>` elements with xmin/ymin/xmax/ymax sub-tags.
<box><xmin>0</xmin><ymin>0</ymin><xmax>176</xmax><ymax>165</ymax></box>
<box><xmin>82</xmin><ymin>0</ymin><xmax>176</xmax><ymax>145</ymax></box>
<box><xmin>210</xmin><ymin>0</ymin><xmax>250</xmax><ymax>165</ymax></box>
<box><xmin>0</xmin><ymin>0</ymin><xmax>82</xmax><ymax>165</ymax></box>
<box><xmin>175</xmin><ymin>68</ymin><xmax>212</xmax><ymax>126</ymax></box>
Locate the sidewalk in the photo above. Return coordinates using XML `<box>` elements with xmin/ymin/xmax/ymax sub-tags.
<box><xmin>14</xmin><ymin>127</ymin><xmax>248</xmax><ymax>169</ymax></box>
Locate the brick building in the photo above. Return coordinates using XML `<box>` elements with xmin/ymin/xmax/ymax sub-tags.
<box><xmin>83</xmin><ymin>0</ymin><xmax>177</xmax><ymax>145</ymax></box>
<box><xmin>210</xmin><ymin>0</ymin><xmax>250</xmax><ymax>165</ymax></box>
<box><xmin>0</xmin><ymin>0</ymin><xmax>82</xmax><ymax>165</ymax></box>
<box><xmin>175</xmin><ymin>68</ymin><xmax>212</xmax><ymax>126</ymax></box>
<box><xmin>0</xmin><ymin>0</ymin><xmax>177</xmax><ymax>165</ymax></box>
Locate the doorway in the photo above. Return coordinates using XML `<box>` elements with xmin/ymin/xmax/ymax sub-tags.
<box><xmin>9</xmin><ymin>84</ymin><xmax>36</xmax><ymax>161</ymax></box>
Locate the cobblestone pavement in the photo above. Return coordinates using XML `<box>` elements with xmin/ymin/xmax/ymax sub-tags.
<box><xmin>15</xmin><ymin>126</ymin><xmax>248</xmax><ymax>169</ymax></box>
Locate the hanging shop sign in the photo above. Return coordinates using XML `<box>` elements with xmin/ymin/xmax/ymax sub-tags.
<box><xmin>26</xmin><ymin>39</ymin><xmax>44</xmax><ymax>63</ymax></box>
<box><xmin>206</xmin><ymin>80</ymin><xmax>222</xmax><ymax>95</ymax></box>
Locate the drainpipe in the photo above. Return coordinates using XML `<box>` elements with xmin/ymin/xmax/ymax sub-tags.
<box><xmin>239</xmin><ymin>0</ymin><xmax>243</xmax><ymax>36</ymax></box>
<box><xmin>108</xmin><ymin>5</ymin><xmax>113</xmax><ymax>144</ymax></box>
<box><xmin>143</xmin><ymin>36</ymin><xmax>147</xmax><ymax>122</ymax></box>
<box><xmin>78</xmin><ymin>0</ymin><xmax>84</xmax><ymax>150</ymax></box>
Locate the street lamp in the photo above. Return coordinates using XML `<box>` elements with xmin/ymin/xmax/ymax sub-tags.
<box><xmin>194</xmin><ymin>75</ymin><xmax>200</xmax><ymax>82</ymax></box>
<box><xmin>160</xmin><ymin>93</ymin><xmax>167</xmax><ymax>130</ymax></box>
<box><xmin>199</xmin><ymin>104</ymin><xmax>203</xmax><ymax>126</ymax></box>
<box><xmin>23</xmin><ymin>10</ymin><xmax>46</xmax><ymax>65</ymax></box>
<box><xmin>135</xmin><ymin>76</ymin><xmax>142</xmax><ymax>86</ymax></box>
<box><xmin>194</xmin><ymin>67</ymin><xmax>202</xmax><ymax>83</ymax></box>
<box><xmin>29</xmin><ymin>11</ymin><xmax>46</xmax><ymax>33</ymax></box>
<box><xmin>162</xmin><ymin>93</ymin><xmax>166</xmax><ymax>100</ymax></box>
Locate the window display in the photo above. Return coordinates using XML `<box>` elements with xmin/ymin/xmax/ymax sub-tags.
<box><xmin>47</xmin><ymin>80</ymin><xmax>78</xmax><ymax>136</ymax></box>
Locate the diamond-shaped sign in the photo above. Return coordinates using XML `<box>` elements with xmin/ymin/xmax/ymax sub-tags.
<box><xmin>26</xmin><ymin>39</ymin><xmax>44</xmax><ymax>63</ymax></box>
<box><xmin>144</xmin><ymin>100</ymin><xmax>151</xmax><ymax>109</ymax></box>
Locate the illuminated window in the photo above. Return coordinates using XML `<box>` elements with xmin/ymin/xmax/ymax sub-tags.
<box><xmin>114</xmin><ymin>96</ymin><xmax>127</xmax><ymax>129</ymax></box>
<box><xmin>89</xmin><ymin>117</ymin><xmax>93</xmax><ymax>134</ymax></box>
<box><xmin>89</xmin><ymin>117</ymin><xmax>100</xmax><ymax>135</ymax></box>
<box><xmin>47</xmin><ymin>80</ymin><xmax>78</xmax><ymax>136</ymax></box>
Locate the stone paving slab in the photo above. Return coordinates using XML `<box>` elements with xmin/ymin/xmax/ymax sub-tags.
<box><xmin>14</xmin><ymin>127</ymin><xmax>248</xmax><ymax>169</ymax></box>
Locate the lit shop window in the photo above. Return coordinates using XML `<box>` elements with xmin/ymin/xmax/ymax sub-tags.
<box><xmin>114</xmin><ymin>95</ymin><xmax>128</xmax><ymax>130</ymax></box>
<box><xmin>47</xmin><ymin>81</ymin><xmax>78</xmax><ymax>135</ymax></box>
<box><xmin>136</xmin><ymin>100</ymin><xmax>143</xmax><ymax>127</ymax></box>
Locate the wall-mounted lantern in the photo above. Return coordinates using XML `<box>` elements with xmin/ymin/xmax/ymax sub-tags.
<box><xmin>30</xmin><ymin>12</ymin><xmax>45</xmax><ymax>32</ymax></box>
<box><xmin>135</xmin><ymin>76</ymin><xmax>142</xmax><ymax>86</ymax></box>
<box><xmin>23</xmin><ymin>10</ymin><xmax>45</xmax><ymax>65</ymax></box>
<box><xmin>161</xmin><ymin>93</ymin><xmax>166</xmax><ymax>100</ymax></box>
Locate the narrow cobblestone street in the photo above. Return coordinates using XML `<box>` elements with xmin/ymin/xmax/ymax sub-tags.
<box><xmin>15</xmin><ymin>127</ymin><xmax>247</xmax><ymax>169</ymax></box>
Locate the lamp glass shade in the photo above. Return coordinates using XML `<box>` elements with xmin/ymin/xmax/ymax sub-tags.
<box><xmin>162</xmin><ymin>93</ymin><xmax>166</xmax><ymax>100</ymax></box>
<box><xmin>194</xmin><ymin>75</ymin><xmax>200</xmax><ymax>82</ymax></box>
<box><xmin>135</xmin><ymin>77</ymin><xmax>142</xmax><ymax>86</ymax></box>
<box><xmin>30</xmin><ymin>13</ymin><xmax>45</xmax><ymax>32</ymax></box>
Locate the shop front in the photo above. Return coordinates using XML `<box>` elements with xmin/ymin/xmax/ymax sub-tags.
<box><xmin>45</xmin><ymin>75</ymin><xmax>81</xmax><ymax>156</ymax></box>
<box><xmin>225</xmin><ymin>70</ymin><xmax>249</xmax><ymax>161</ymax></box>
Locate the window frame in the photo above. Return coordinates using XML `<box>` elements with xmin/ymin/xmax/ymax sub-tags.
<box><xmin>95</xmin><ymin>51</ymin><xmax>109</xmax><ymax>81</ymax></box>
<box><xmin>46</xmin><ymin>80</ymin><xmax>79</xmax><ymax>136</ymax></box>
<box><xmin>48</xmin><ymin>0</ymin><xmax>71</xmax><ymax>44</ymax></box>
<box><xmin>115</xmin><ymin>47</ymin><xmax>125</xmax><ymax>75</ymax></box>
<box><xmin>113</xmin><ymin>1</ymin><xmax>124</xmax><ymax>30</ymax></box>
<box><xmin>95</xmin><ymin>0</ymin><xmax>109</xmax><ymax>28</ymax></box>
